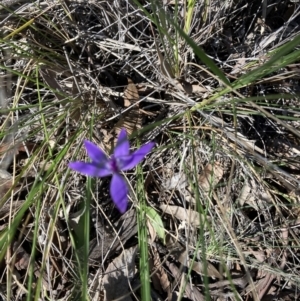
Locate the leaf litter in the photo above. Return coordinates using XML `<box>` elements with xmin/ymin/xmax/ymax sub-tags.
<box><xmin>0</xmin><ymin>0</ymin><xmax>300</xmax><ymax>300</ymax></box>
<box><xmin>102</xmin><ymin>246</ymin><xmax>137</xmax><ymax>301</ymax></box>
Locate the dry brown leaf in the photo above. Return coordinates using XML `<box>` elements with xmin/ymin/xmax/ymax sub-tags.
<box><xmin>191</xmin><ymin>84</ymin><xmax>207</xmax><ymax>94</ymax></box>
<box><xmin>147</xmin><ymin>219</ymin><xmax>156</xmax><ymax>244</ymax></box>
<box><xmin>115</xmin><ymin>78</ymin><xmax>142</xmax><ymax>136</ymax></box>
<box><xmin>41</xmin><ymin>68</ymin><xmax>81</xmax><ymax>121</ymax></box>
<box><xmin>150</xmin><ymin>247</ymin><xmax>170</xmax><ymax>294</ymax></box>
<box><xmin>88</xmin><ymin>210</ymin><xmax>137</xmax><ymax>263</ymax></box>
<box><xmin>237</xmin><ymin>182</ymin><xmax>252</xmax><ymax>206</ymax></box>
<box><xmin>160</xmin><ymin>204</ymin><xmax>207</xmax><ymax>227</ymax></box>
<box><xmin>231</xmin><ymin>56</ymin><xmax>246</xmax><ymax>75</ymax></box>
<box><xmin>173</xmin><ymin>79</ymin><xmax>193</xmax><ymax>94</ymax></box>
<box><xmin>247</xmin><ymin>248</ymin><xmax>266</xmax><ymax>263</ymax></box>
<box><xmin>0</xmin><ymin>170</ymin><xmax>13</xmax><ymax>198</ymax></box>
<box><xmin>246</xmin><ymin>229</ymin><xmax>289</xmax><ymax>300</ymax></box>
<box><xmin>0</xmin><ymin>200</ymin><xmax>23</xmax><ymax>221</ymax></box>
<box><xmin>0</xmin><ymin>141</ymin><xmax>35</xmax><ymax>155</ymax></box>
<box><xmin>163</xmin><ymin>173</ymin><xmax>188</xmax><ymax>190</ymax></box>
<box><xmin>166</xmin><ymin>260</ymin><xmax>205</xmax><ymax>301</ymax></box>
<box><xmin>124</xmin><ymin>78</ymin><xmax>138</xmax><ymax>105</ymax></box>
<box><xmin>0</xmin><ymin>137</ymin><xmax>24</xmax><ymax>171</ymax></box>
<box><xmin>255</xmin><ymin>273</ymin><xmax>274</xmax><ymax>300</ymax></box>
<box><xmin>40</xmin><ymin>68</ymin><xmax>66</xmax><ymax>102</ymax></box>
<box><xmin>207</xmin><ymin>274</ymin><xmax>248</xmax><ymax>289</ymax></box>
<box><xmin>198</xmin><ymin>163</ymin><xmax>223</xmax><ymax>192</ymax></box>
<box><xmin>103</xmin><ymin>246</ymin><xmax>137</xmax><ymax>301</ymax></box>
<box><xmin>238</xmin><ymin>182</ymin><xmax>271</xmax><ymax>211</ymax></box>
<box><xmin>10</xmin><ymin>242</ymin><xmax>50</xmax><ymax>292</ymax></box>
<box><xmin>178</xmin><ymin>249</ymin><xmax>222</xmax><ymax>279</ymax></box>
<box><xmin>11</xmin><ymin>241</ymin><xmax>31</xmax><ymax>271</ymax></box>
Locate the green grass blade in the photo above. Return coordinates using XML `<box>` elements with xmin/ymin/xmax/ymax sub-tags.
<box><xmin>165</xmin><ymin>15</ymin><xmax>230</xmax><ymax>85</ymax></box>
<box><xmin>136</xmin><ymin>164</ymin><xmax>151</xmax><ymax>301</ymax></box>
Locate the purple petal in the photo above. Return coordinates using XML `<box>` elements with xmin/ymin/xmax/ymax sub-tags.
<box><xmin>121</xmin><ymin>142</ymin><xmax>155</xmax><ymax>171</ymax></box>
<box><xmin>110</xmin><ymin>174</ymin><xmax>128</xmax><ymax>213</ymax></box>
<box><xmin>84</xmin><ymin>140</ymin><xmax>108</xmax><ymax>164</ymax></box>
<box><xmin>68</xmin><ymin>162</ymin><xmax>112</xmax><ymax>177</ymax></box>
<box><xmin>114</xmin><ymin>129</ymin><xmax>130</xmax><ymax>158</ymax></box>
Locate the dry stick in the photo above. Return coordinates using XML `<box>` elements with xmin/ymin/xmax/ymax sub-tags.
<box><xmin>0</xmin><ymin>0</ymin><xmax>26</xmax><ymax>8</ymax></box>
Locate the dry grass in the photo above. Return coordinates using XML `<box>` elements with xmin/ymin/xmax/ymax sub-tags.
<box><xmin>1</xmin><ymin>0</ymin><xmax>300</xmax><ymax>300</ymax></box>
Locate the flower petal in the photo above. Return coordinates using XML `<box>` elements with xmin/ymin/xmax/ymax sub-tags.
<box><xmin>84</xmin><ymin>140</ymin><xmax>108</xmax><ymax>164</ymax></box>
<box><xmin>121</xmin><ymin>142</ymin><xmax>155</xmax><ymax>171</ymax></box>
<box><xmin>114</xmin><ymin>129</ymin><xmax>130</xmax><ymax>158</ymax></box>
<box><xmin>110</xmin><ymin>174</ymin><xmax>128</xmax><ymax>213</ymax></box>
<box><xmin>68</xmin><ymin>162</ymin><xmax>112</xmax><ymax>177</ymax></box>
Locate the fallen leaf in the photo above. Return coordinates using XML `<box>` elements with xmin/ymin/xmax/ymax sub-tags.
<box><xmin>198</xmin><ymin>163</ymin><xmax>223</xmax><ymax>192</ymax></box>
<box><xmin>0</xmin><ymin>169</ymin><xmax>13</xmax><ymax>198</ymax></box>
<box><xmin>237</xmin><ymin>182</ymin><xmax>252</xmax><ymax>206</ymax></box>
<box><xmin>87</xmin><ymin>210</ymin><xmax>137</xmax><ymax>263</ymax></box>
<box><xmin>206</xmin><ymin>274</ymin><xmax>248</xmax><ymax>289</ymax></box>
<box><xmin>177</xmin><ymin>249</ymin><xmax>222</xmax><ymax>279</ymax></box>
<box><xmin>103</xmin><ymin>246</ymin><xmax>137</xmax><ymax>301</ymax></box>
<box><xmin>174</xmin><ymin>79</ymin><xmax>193</xmax><ymax>94</ymax></box>
<box><xmin>0</xmin><ymin>200</ymin><xmax>23</xmax><ymax>220</ymax></box>
<box><xmin>147</xmin><ymin>219</ymin><xmax>156</xmax><ymax>244</ymax></box>
<box><xmin>0</xmin><ymin>141</ymin><xmax>35</xmax><ymax>155</ymax></box>
<box><xmin>115</xmin><ymin>78</ymin><xmax>142</xmax><ymax>136</ymax></box>
<box><xmin>40</xmin><ymin>68</ymin><xmax>81</xmax><ymax>121</ymax></box>
<box><xmin>40</xmin><ymin>68</ymin><xmax>66</xmax><ymax>102</ymax></box>
<box><xmin>191</xmin><ymin>84</ymin><xmax>208</xmax><ymax>94</ymax></box>
<box><xmin>124</xmin><ymin>78</ymin><xmax>138</xmax><ymax>106</ymax></box>
<box><xmin>160</xmin><ymin>204</ymin><xmax>208</xmax><ymax>227</ymax></box>
<box><xmin>166</xmin><ymin>260</ymin><xmax>205</xmax><ymax>301</ymax></box>
<box><xmin>150</xmin><ymin>246</ymin><xmax>170</xmax><ymax>294</ymax></box>
<box><xmin>12</xmin><ymin>241</ymin><xmax>31</xmax><ymax>270</ymax></box>
<box><xmin>163</xmin><ymin>173</ymin><xmax>188</xmax><ymax>190</ymax></box>
<box><xmin>179</xmin><ymin>79</ymin><xmax>193</xmax><ymax>94</ymax></box>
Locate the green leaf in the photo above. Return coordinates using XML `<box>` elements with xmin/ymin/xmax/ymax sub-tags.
<box><xmin>145</xmin><ymin>206</ymin><xmax>166</xmax><ymax>244</ymax></box>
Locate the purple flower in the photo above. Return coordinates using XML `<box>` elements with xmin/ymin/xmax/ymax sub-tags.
<box><xmin>69</xmin><ymin>129</ymin><xmax>155</xmax><ymax>213</ymax></box>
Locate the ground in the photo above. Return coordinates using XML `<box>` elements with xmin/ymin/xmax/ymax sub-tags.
<box><xmin>0</xmin><ymin>0</ymin><xmax>300</xmax><ymax>300</ymax></box>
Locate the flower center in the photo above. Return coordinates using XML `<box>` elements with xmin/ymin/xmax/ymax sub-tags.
<box><xmin>109</xmin><ymin>156</ymin><xmax>120</xmax><ymax>173</ymax></box>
